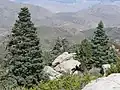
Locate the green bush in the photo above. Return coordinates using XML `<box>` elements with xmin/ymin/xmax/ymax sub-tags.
<box><xmin>42</xmin><ymin>51</ymin><xmax>53</xmax><ymax>66</ymax></box>
<box><xmin>107</xmin><ymin>58</ymin><xmax>120</xmax><ymax>76</ymax></box>
<box><xmin>27</xmin><ymin>74</ymin><xmax>99</xmax><ymax>90</ymax></box>
<box><xmin>106</xmin><ymin>64</ymin><xmax>118</xmax><ymax>76</ymax></box>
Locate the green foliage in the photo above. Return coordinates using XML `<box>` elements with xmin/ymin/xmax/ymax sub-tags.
<box><xmin>68</xmin><ymin>43</ymin><xmax>81</xmax><ymax>53</ymax></box>
<box><xmin>51</xmin><ymin>37</ymin><xmax>70</xmax><ymax>59</ymax></box>
<box><xmin>61</xmin><ymin>38</ymin><xmax>69</xmax><ymax>52</ymax></box>
<box><xmin>5</xmin><ymin>7</ymin><xmax>44</xmax><ymax>87</ymax></box>
<box><xmin>42</xmin><ymin>51</ymin><xmax>53</xmax><ymax>66</ymax></box>
<box><xmin>75</xmin><ymin>39</ymin><xmax>93</xmax><ymax>70</ymax></box>
<box><xmin>27</xmin><ymin>74</ymin><xmax>99</xmax><ymax>90</ymax></box>
<box><xmin>41</xmin><ymin>37</ymin><xmax>70</xmax><ymax>67</ymax></box>
<box><xmin>51</xmin><ymin>37</ymin><xmax>62</xmax><ymax>56</ymax></box>
<box><xmin>106</xmin><ymin>64</ymin><xmax>118</xmax><ymax>76</ymax></box>
<box><xmin>107</xmin><ymin>57</ymin><xmax>120</xmax><ymax>75</ymax></box>
<box><xmin>91</xmin><ymin>21</ymin><xmax>117</xmax><ymax>68</ymax></box>
<box><xmin>1</xmin><ymin>74</ymin><xmax>99</xmax><ymax>90</ymax></box>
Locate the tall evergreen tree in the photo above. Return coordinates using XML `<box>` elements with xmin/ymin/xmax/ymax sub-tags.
<box><xmin>75</xmin><ymin>39</ymin><xmax>92</xmax><ymax>71</ymax></box>
<box><xmin>42</xmin><ymin>51</ymin><xmax>53</xmax><ymax>66</ymax></box>
<box><xmin>51</xmin><ymin>37</ymin><xmax>70</xmax><ymax>58</ymax></box>
<box><xmin>6</xmin><ymin>7</ymin><xmax>44</xmax><ymax>87</ymax></box>
<box><xmin>68</xmin><ymin>43</ymin><xmax>81</xmax><ymax>53</ymax></box>
<box><xmin>61</xmin><ymin>38</ymin><xmax>69</xmax><ymax>52</ymax></box>
<box><xmin>51</xmin><ymin>37</ymin><xmax>62</xmax><ymax>56</ymax></box>
<box><xmin>91</xmin><ymin>21</ymin><xmax>117</xmax><ymax>68</ymax></box>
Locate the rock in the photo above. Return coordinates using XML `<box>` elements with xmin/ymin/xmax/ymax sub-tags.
<box><xmin>43</xmin><ymin>66</ymin><xmax>62</xmax><ymax>80</ymax></box>
<box><xmin>89</xmin><ymin>67</ymin><xmax>101</xmax><ymax>76</ymax></box>
<box><xmin>54</xmin><ymin>59</ymin><xmax>81</xmax><ymax>74</ymax></box>
<box><xmin>82</xmin><ymin>73</ymin><xmax>120</xmax><ymax>90</ymax></box>
<box><xmin>52</xmin><ymin>52</ymin><xmax>76</xmax><ymax>66</ymax></box>
<box><xmin>102</xmin><ymin>64</ymin><xmax>111</xmax><ymax>76</ymax></box>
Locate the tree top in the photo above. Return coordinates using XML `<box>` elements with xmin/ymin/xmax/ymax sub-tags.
<box><xmin>97</xmin><ymin>21</ymin><xmax>104</xmax><ymax>29</ymax></box>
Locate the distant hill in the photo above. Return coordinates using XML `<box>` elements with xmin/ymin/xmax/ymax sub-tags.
<box><xmin>51</xmin><ymin>4</ymin><xmax>120</xmax><ymax>31</ymax></box>
<box><xmin>1</xmin><ymin>1</ymin><xmax>120</xmax><ymax>49</ymax></box>
<box><xmin>1</xmin><ymin>1</ymin><xmax>120</xmax><ymax>32</ymax></box>
<box><xmin>83</xmin><ymin>27</ymin><xmax>120</xmax><ymax>44</ymax></box>
<box><xmin>0</xmin><ymin>0</ymin><xmax>52</xmax><ymax>28</ymax></box>
<box><xmin>14</xmin><ymin>0</ymin><xmax>120</xmax><ymax>12</ymax></box>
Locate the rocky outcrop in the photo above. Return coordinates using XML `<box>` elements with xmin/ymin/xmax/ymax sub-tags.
<box><xmin>89</xmin><ymin>67</ymin><xmax>101</xmax><ymax>76</ymax></box>
<box><xmin>52</xmin><ymin>52</ymin><xmax>81</xmax><ymax>74</ymax></box>
<box><xmin>52</xmin><ymin>52</ymin><xmax>76</xmax><ymax>66</ymax></box>
<box><xmin>43</xmin><ymin>52</ymin><xmax>81</xmax><ymax>80</ymax></box>
<box><xmin>54</xmin><ymin>59</ymin><xmax>81</xmax><ymax>74</ymax></box>
<box><xmin>102</xmin><ymin>64</ymin><xmax>111</xmax><ymax>76</ymax></box>
<box><xmin>43</xmin><ymin>66</ymin><xmax>62</xmax><ymax>80</ymax></box>
<box><xmin>82</xmin><ymin>73</ymin><xmax>120</xmax><ymax>90</ymax></box>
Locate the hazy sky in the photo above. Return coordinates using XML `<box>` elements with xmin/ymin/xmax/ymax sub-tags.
<box><xmin>9</xmin><ymin>0</ymin><xmax>120</xmax><ymax>12</ymax></box>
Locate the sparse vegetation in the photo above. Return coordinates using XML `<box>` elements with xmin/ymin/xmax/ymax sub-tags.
<box><xmin>107</xmin><ymin>57</ymin><xmax>120</xmax><ymax>76</ymax></box>
<box><xmin>25</xmin><ymin>74</ymin><xmax>99</xmax><ymax>90</ymax></box>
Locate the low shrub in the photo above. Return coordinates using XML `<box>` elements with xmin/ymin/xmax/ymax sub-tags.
<box><xmin>107</xmin><ymin>57</ymin><xmax>120</xmax><ymax>76</ymax></box>
<box><xmin>27</xmin><ymin>74</ymin><xmax>99</xmax><ymax>90</ymax></box>
<box><xmin>1</xmin><ymin>74</ymin><xmax>99</xmax><ymax>90</ymax></box>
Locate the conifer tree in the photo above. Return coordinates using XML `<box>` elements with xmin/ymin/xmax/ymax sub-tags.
<box><xmin>68</xmin><ymin>44</ymin><xmax>81</xmax><ymax>53</ymax></box>
<box><xmin>61</xmin><ymin>38</ymin><xmax>69</xmax><ymax>52</ymax></box>
<box><xmin>6</xmin><ymin>7</ymin><xmax>44</xmax><ymax>87</ymax></box>
<box><xmin>42</xmin><ymin>51</ymin><xmax>53</xmax><ymax>66</ymax></box>
<box><xmin>91</xmin><ymin>21</ymin><xmax>117</xmax><ymax>68</ymax></box>
<box><xmin>75</xmin><ymin>39</ymin><xmax>92</xmax><ymax>71</ymax></box>
<box><xmin>51</xmin><ymin>37</ymin><xmax>62</xmax><ymax>56</ymax></box>
<box><xmin>51</xmin><ymin>37</ymin><xmax>70</xmax><ymax>59</ymax></box>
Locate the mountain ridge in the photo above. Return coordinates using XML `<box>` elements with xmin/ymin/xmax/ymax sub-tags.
<box><xmin>1</xmin><ymin>0</ymin><xmax>120</xmax><ymax>45</ymax></box>
<box><xmin>0</xmin><ymin>0</ymin><xmax>52</xmax><ymax>28</ymax></box>
<box><xmin>10</xmin><ymin>0</ymin><xmax>120</xmax><ymax>12</ymax></box>
<box><xmin>0</xmin><ymin>0</ymin><xmax>120</xmax><ymax>60</ymax></box>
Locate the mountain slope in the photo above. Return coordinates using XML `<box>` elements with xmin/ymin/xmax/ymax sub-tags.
<box><xmin>83</xmin><ymin>27</ymin><xmax>120</xmax><ymax>44</ymax></box>
<box><xmin>1</xmin><ymin>1</ymin><xmax>120</xmax><ymax>61</ymax></box>
<box><xmin>0</xmin><ymin>0</ymin><xmax>52</xmax><ymax>28</ymax></box>
<box><xmin>1</xmin><ymin>1</ymin><xmax>120</xmax><ymax>44</ymax></box>
<box><xmin>2</xmin><ymin>1</ymin><xmax>120</xmax><ymax>32</ymax></box>
<box><xmin>13</xmin><ymin>0</ymin><xmax>119</xmax><ymax>12</ymax></box>
<box><xmin>51</xmin><ymin>4</ymin><xmax>120</xmax><ymax>30</ymax></box>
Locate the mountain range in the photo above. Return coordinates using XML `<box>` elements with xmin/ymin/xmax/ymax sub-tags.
<box><xmin>1</xmin><ymin>0</ymin><xmax>120</xmax><ymax>49</ymax></box>
<box><xmin>10</xmin><ymin>0</ymin><xmax>120</xmax><ymax>12</ymax></box>
<box><xmin>0</xmin><ymin>0</ymin><xmax>120</xmax><ymax>60</ymax></box>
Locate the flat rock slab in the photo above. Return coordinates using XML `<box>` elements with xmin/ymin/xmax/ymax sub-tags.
<box><xmin>82</xmin><ymin>73</ymin><xmax>120</xmax><ymax>90</ymax></box>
